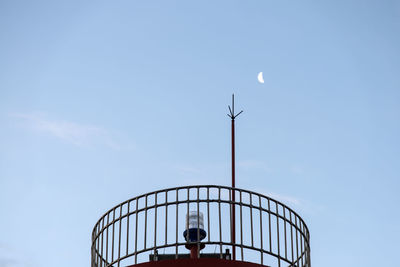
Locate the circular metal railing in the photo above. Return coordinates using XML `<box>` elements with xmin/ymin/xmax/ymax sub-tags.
<box><xmin>91</xmin><ymin>185</ymin><xmax>310</xmax><ymax>267</ymax></box>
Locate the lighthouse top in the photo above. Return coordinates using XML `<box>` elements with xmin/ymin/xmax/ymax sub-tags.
<box><xmin>91</xmin><ymin>185</ymin><xmax>310</xmax><ymax>267</ymax></box>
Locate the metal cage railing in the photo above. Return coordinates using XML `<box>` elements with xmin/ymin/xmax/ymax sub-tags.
<box><xmin>91</xmin><ymin>185</ymin><xmax>310</xmax><ymax>267</ymax></box>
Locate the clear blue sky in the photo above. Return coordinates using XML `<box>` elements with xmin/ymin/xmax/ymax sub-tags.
<box><xmin>1</xmin><ymin>1</ymin><xmax>399</xmax><ymax>266</ymax></box>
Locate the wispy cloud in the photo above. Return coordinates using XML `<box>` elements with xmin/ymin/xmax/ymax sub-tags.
<box><xmin>0</xmin><ymin>259</ymin><xmax>28</xmax><ymax>267</ymax></box>
<box><xmin>10</xmin><ymin>112</ymin><xmax>122</xmax><ymax>149</ymax></box>
<box><xmin>0</xmin><ymin>259</ymin><xmax>17</xmax><ymax>267</ymax></box>
<box><xmin>255</xmin><ymin>188</ymin><xmax>325</xmax><ymax>215</ymax></box>
<box><xmin>264</xmin><ymin>191</ymin><xmax>303</xmax><ymax>207</ymax></box>
<box><xmin>169</xmin><ymin>161</ymin><xmax>324</xmax><ymax>214</ymax></box>
<box><xmin>0</xmin><ymin>244</ymin><xmax>34</xmax><ymax>267</ymax></box>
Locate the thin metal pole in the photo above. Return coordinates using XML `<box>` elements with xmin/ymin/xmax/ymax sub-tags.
<box><xmin>97</xmin><ymin>224</ymin><xmax>101</xmax><ymax>267</ymax></box>
<box><xmin>100</xmin><ymin>219</ymin><xmax>104</xmax><ymax>267</ymax></box>
<box><xmin>207</xmin><ymin>188</ymin><xmax>210</xmax><ymax>243</ymax></box>
<box><xmin>186</xmin><ymin>188</ymin><xmax>190</xmax><ymax>243</ymax></box>
<box><xmin>118</xmin><ymin>205</ymin><xmax>122</xmax><ymax>267</ymax></box>
<box><xmin>165</xmin><ymin>191</ymin><xmax>168</xmax><ymax>246</ymax></box>
<box><xmin>276</xmin><ymin>202</ymin><xmax>281</xmax><ymax>267</ymax></box>
<box><xmin>175</xmin><ymin>189</ymin><xmax>179</xmax><ymax>259</ymax></box>
<box><xmin>283</xmin><ymin>207</ymin><xmax>287</xmax><ymax>260</ymax></box>
<box><xmin>268</xmin><ymin>199</ymin><xmax>272</xmax><ymax>252</ymax></box>
<box><xmin>259</xmin><ymin>196</ymin><xmax>263</xmax><ymax>265</ymax></box>
<box><xmin>240</xmin><ymin>191</ymin><xmax>244</xmax><ymax>261</ymax></box>
<box><xmin>295</xmin><ymin>216</ymin><xmax>299</xmax><ymax>266</ymax></box>
<box><xmin>126</xmin><ymin>201</ymin><xmax>130</xmax><ymax>256</ymax></box>
<box><xmin>231</xmin><ymin>118</ymin><xmax>236</xmax><ymax>261</ymax></box>
<box><xmin>154</xmin><ymin>193</ymin><xmax>158</xmax><ymax>249</ymax></box>
<box><xmin>308</xmin><ymin>231</ymin><xmax>311</xmax><ymax>267</ymax></box>
<box><xmin>134</xmin><ymin>198</ymin><xmax>138</xmax><ymax>265</ymax></box>
<box><xmin>250</xmin><ymin>195</ymin><xmax>254</xmax><ymax>247</ymax></box>
<box><xmin>290</xmin><ymin>211</ymin><xmax>294</xmax><ymax>265</ymax></box>
<box><xmin>218</xmin><ymin>188</ymin><xmax>223</xmax><ymax>258</ymax></box>
<box><xmin>197</xmin><ymin>187</ymin><xmax>200</xmax><ymax>258</ymax></box>
<box><xmin>228</xmin><ymin>94</ymin><xmax>242</xmax><ymax>261</ymax></box>
<box><xmin>144</xmin><ymin>195</ymin><xmax>148</xmax><ymax>250</ymax></box>
<box><xmin>106</xmin><ymin>213</ymin><xmax>109</xmax><ymax>264</ymax></box>
<box><xmin>112</xmin><ymin>209</ymin><xmax>115</xmax><ymax>263</ymax></box>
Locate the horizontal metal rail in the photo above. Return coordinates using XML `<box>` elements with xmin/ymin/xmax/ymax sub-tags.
<box><xmin>91</xmin><ymin>185</ymin><xmax>311</xmax><ymax>267</ymax></box>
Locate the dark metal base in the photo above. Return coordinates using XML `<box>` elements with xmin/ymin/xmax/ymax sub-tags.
<box><xmin>131</xmin><ymin>258</ymin><xmax>269</xmax><ymax>267</ymax></box>
<box><xmin>149</xmin><ymin>251</ymin><xmax>231</xmax><ymax>262</ymax></box>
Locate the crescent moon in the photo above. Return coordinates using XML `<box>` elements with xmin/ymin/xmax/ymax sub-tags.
<box><xmin>257</xmin><ymin>72</ymin><xmax>264</xmax><ymax>84</ymax></box>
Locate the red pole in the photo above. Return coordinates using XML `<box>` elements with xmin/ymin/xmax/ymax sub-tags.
<box><xmin>228</xmin><ymin>94</ymin><xmax>242</xmax><ymax>261</ymax></box>
<box><xmin>231</xmin><ymin>118</ymin><xmax>236</xmax><ymax>261</ymax></box>
<box><xmin>190</xmin><ymin>246</ymin><xmax>198</xmax><ymax>259</ymax></box>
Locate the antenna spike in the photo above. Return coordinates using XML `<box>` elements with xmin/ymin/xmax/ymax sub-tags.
<box><xmin>232</xmin><ymin>94</ymin><xmax>235</xmax><ymax>115</ymax></box>
<box><xmin>227</xmin><ymin>93</ymin><xmax>243</xmax><ymax>261</ymax></box>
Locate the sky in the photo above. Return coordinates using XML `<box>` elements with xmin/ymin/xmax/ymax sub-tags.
<box><xmin>1</xmin><ymin>0</ymin><xmax>400</xmax><ymax>266</ymax></box>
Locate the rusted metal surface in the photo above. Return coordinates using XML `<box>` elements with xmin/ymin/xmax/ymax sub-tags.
<box><xmin>91</xmin><ymin>185</ymin><xmax>311</xmax><ymax>267</ymax></box>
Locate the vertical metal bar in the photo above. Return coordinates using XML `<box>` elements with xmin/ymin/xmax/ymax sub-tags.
<box><xmin>97</xmin><ymin>223</ymin><xmax>104</xmax><ymax>264</ymax></box>
<box><xmin>154</xmin><ymin>193</ymin><xmax>158</xmax><ymax>249</ymax></box>
<box><xmin>300</xmin><ymin>222</ymin><xmax>303</xmax><ymax>267</ymax></box>
<box><xmin>118</xmin><ymin>205</ymin><xmax>123</xmax><ymax>267</ymax></box>
<box><xmin>90</xmin><ymin>237</ymin><xmax>92</xmax><ymax>267</ymax></box>
<box><xmin>295</xmin><ymin>216</ymin><xmax>299</xmax><ymax>267</ymax></box>
<box><xmin>290</xmin><ymin>211</ymin><xmax>294</xmax><ymax>265</ymax></box>
<box><xmin>259</xmin><ymin>195</ymin><xmax>263</xmax><ymax>265</ymax></box>
<box><xmin>91</xmin><ymin>238</ymin><xmax>93</xmax><ymax>267</ymax></box>
<box><xmin>112</xmin><ymin>208</ymin><xmax>115</xmax><ymax>263</ymax></box>
<box><xmin>99</xmin><ymin>224</ymin><xmax>103</xmax><ymax>267</ymax></box>
<box><xmin>308</xmin><ymin>230</ymin><xmax>311</xmax><ymax>267</ymax></box>
<box><xmin>268</xmin><ymin>199</ymin><xmax>272</xmax><ymax>252</ymax></box>
<box><xmin>100</xmin><ymin>219</ymin><xmax>104</xmax><ymax>267</ymax></box>
<box><xmin>134</xmin><ymin>198</ymin><xmax>139</xmax><ymax>265</ymax></box>
<box><xmin>165</xmin><ymin>191</ymin><xmax>168</xmax><ymax>246</ymax></box>
<box><xmin>89</xmin><ymin>237</ymin><xmax>94</xmax><ymax>266</ymax></box>
<box><xmin>304</xmin><ymin>229</ymin><xmax>307</xmax><ymax>267</ymax></box>
<box><xmin>283</xmin><ymin>207</ymin><xmax>287</xmax><ymax>259</ymax></box>
<box><xmin>229</xmin><ymin>187</ymin><xmax>233</xmax><ymax>256</ymax></box>
<box><xmin>228</xmin><ymin>96</ymin><xmax>242</xmax><ymax>261</ymax></box>
<box><xmin>91</xmin><ymin>232</ymin><xmax>93</xmax><ymax>267</ymax></box>
<box><xmin>106</xmin><ymin>213</ymin><xmax>109</xmax><ymax>265</ymax></box>
<box><xmin>218</xmin><ymin>187</ymin><xmax>223</xmax><ymax>258</ymax></box>
<box><xmin>93</xmin><ymin>226</ymin><xmax>96</xmax><ymax>267</ymax></box>
<box><xmin>144</xmin><ymin>195</ymin><xmax>148</xmax><ymax>250</ymax></box>
<box><xmin>308</xmin><ymin>231</ymin><xmax>311</xmax><ymax>267</ymax></box>
<box><xmin>186</xmin><ymin>188</ymin><xmax>190</xmax><ymax>242</ymax></box>
<box><xmin>240</xmin><ymin>191</ymin><xmax>244</xmax><ymax>261</ymax></box>
<box><xmin>250</xmin><ymin>194</ymin><xmax>254</xmax><ymax>247</ymax></box>
<box><xmin>207</xmin><ymin>187</ymin><xmax>210</xmax><ymax>243</ymax></box>
<box><xmin>197</xmin><ymin>187</ymin><xmax>200</xmax><ymax>258</ymax></box>
<box><xmin>276</xmin><ymin>202</ymin><xmax>280</xmax><ymax>267</ymax></box>
<box><xmin>231</xmin><ymin>113</ymin><xmax>236</xmax><ymax>261</ymax></box>
<box><xmin>175</xmin><ymin>189</ymin><xmax>179</xmax><ymax>259</ymax></box>
<box><xmin>126</xmin><ymin>201</ymin><xmax>130</xmax><ymax>256</ymax></box>
<box><xmin>95</xmin><ymin>227</ymin><xmax>98</xmax><ymax>267</ymax></box>
<box><xmin>96</xmin><ymin>223</ymin><xmax>100</xmax><ymax>267</ymax></box>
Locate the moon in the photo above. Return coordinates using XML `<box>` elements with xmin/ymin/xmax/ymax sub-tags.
<box><xmin>257</xmin><ymin>72</ymin><xmax>264</xmax><ymax>84</ymax></box>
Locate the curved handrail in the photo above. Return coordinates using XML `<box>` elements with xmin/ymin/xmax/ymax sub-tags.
<box><xmin>91</xmin><ymin>185</ymin><xmax>311</xmax><ymax>267</ymax></box>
